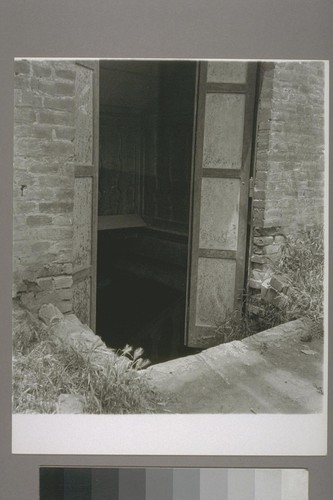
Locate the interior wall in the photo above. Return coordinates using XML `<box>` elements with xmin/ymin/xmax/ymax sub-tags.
<box><xmin>98</xmin><ymin>60</ymin><xmax>196</xmax><ymax>232</ymax></box>
<box><xmin>143</xmin><ymin>62</ymin><xmax>196</xmax><ymax>233</ymax></box>
<box><xmin>96</xmin><ymin>61</ymin><xmax>196</xmax><ymax>361</ymax></box>
<box><xmin>98</xmin><ymin>61</ymin><xmax>159</xmax><ymax>216</ymax></box>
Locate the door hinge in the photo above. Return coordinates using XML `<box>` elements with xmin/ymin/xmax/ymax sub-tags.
<box><xmin>249</xmin><ymin>176</ymin><xmax>254</xmax><ymax>198</ymax></box>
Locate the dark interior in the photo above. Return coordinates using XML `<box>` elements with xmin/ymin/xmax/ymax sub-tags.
<box><xmin>96</xmin><ymin>60</ymin><xmax>197</xmax><ymax>364</ymax></box>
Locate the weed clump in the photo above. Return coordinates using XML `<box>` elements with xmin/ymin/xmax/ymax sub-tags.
<box><xmin>216</xmin><ymin>227</ymin><xmax>324</xmax><ymax>342</ymax></box>
<box><xmin>13</xmin><ymin>334</ymin><xmax>164</xmax><ymax>414</ymax></box>
<box><xmin>258</xmin><ymin>227</ymin><xmax>324</xmax><ymax>335</ymax></box>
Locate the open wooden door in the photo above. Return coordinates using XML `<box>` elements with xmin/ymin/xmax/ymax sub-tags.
<box><xmin>186</xmin><ymin>61</ymin><xmax>257</xmax><ymax>348</ymax></box>
<box><xmin>72</xmin><ymin>60</ymin><xmax>99</xmax><ymax>329</ymax></box>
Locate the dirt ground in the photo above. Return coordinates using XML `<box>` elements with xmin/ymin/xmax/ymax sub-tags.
<box><xmin>145</xmin><ymin>319</ymin><xmax>324</xmax><ymax>413</ymax></box>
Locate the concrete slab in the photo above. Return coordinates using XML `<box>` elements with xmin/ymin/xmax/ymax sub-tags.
<box><xmin>145</xmin><ymin>319</ymin><xmax>324</xmax><ymax>413</ymax></box>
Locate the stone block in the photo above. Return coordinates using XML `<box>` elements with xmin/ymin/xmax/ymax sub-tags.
<box><xmin>52</xmin><ymin>215</ymin><xmax>73</xmax><ymax>226</ymax></box>
<box><xmin>44</xmin><ymin>96</ymin><xmax>74</xmax><ymax>111</ymax></box>
<box><xmin>31</xmin><ymin>241</ymin><xmax>51</xmax><ymax>253</ymax></box>
<box><xmin>270</xmin><ymin>274</ymin><xmax>289</xmax><ymax>294</ymax></box>
<box><xmin>54</xmin><ymin>126</ymin><xmax>75</xmax><ymax>141</ymax></box>
<box><xmin>264</xmin><ymin>243</ymin><xmax>281</xmax><ymax>255</ymax></box>
<box><xmin>254</xmin><ymin>171</ymin><xmax>268</xmax><ymax>182</ymax></box>
<box><xmin>253</xmin><ymin>189</ymin><xmax>265</xmax><ymax>200</ymax></box>
<box><xmin>250</xmin><ymin>254</ymin><xmax>268</xmax><ymax>264</ymax></box>
<box><xmin>19</xmin><ymin>291</ymin><xmax>38</xmax><ymax>311</ymax></box>
<box><xmin>37</xmin><ymin>109</ymin><xmax>74</xmax><ymax>126</ymax></box>
<box><xmin>37</xmin><ymin>79</ymin><xmax>56</xmax><ymax>95</ymax></box>
<box><xmin>14</xmin><ymin>107</ymin><xmax>36</xmax><ymax>124</ymax></box>
<box><xmin>31</xmin><ymin>62</ymin><xmax>52</xmax><ymax>78</ymax></box>
<box><xmin>274</xmin><ymin>235</ymin><xmax>286</xmax><ymax>244</ymax></box>
<box><xmin>14</xmin><ymin>60</ymin><xmax>31</xmax><ymax>75</ymax></box>
<box><xmin>58</xmin><ymin>301</ymin><xmax>73</xmax><ymax>314</ymax></box>
<box><xmin>39</xmin><ymin>303</ymin><xmax>64</xmax><ymax>325</ymax></box>
<box><xmin>14</xmin><ymin>137</ymin><xmax>49</xmax><ymax>158</ymax></box>
<box><xmin>57</xmin><ymin>394</ymin><xmax>85</xmax><ymax>414</ymax></box>
<box><xmin>38</xmin><ymin>174</ymin><xmax>72</xmax><ymax>188</ymax></box>
<box><xmin>261</xmin><ymin>279</ymin><xmax>289</xmax><ymax>310</ymax></box>
<box><xmin>14</xmin><ymin>124</ymin><xmax>53</xmax><ymax>140</ymax></box>
<box><xmin>253</xmin><ymin>180</ymin><xmax>265</xmax><ymax>191</ymax></box>
<box><xmin>56</xmin><ymin>289</ymin><xmax>73</xmax><ymax>301</ymax></box>
<box><xmin>15</xmin><ymin>91</ymin><xmax>43</xmax><ymax>108</ymax></box>
<box><xmin>260</xmin><ymin>226</ymin><xmax>282</xmax><ymax>236</ymax></box>
<box><xmin>252</xmin><ymin>200</ymin><xmax>265</xmax><ymax>209</ymax></box>
<box><xmin>36</xmin><ymin>277</ymin><xmax>54</xmax><ymax>291</ymax></box>
<box><xmin>261</xmin><ymin>279</ymin><xmax>274</xmax><ymax>302</ymax></box>
<box><xmin>253</xmin><ymin>227</ymin><xmax>262</xmax><ymax>237</ymax></box>
<box><xmin>39</xmin><ymin>202</ymin><xmax>73</xmax><ymax>214</ymax></box>
<box><xmin>28</xmin><ymin>162</ymin><xmax>59</xmax><ymax>174</ymax></box>
<box><xmin>253</xmin><ymin>236</ymin><xmax>274</xmax><ymax>247</ymax></box>
<box><xmin>54</xmin><ymin>68</ymin><xmax>76</xmax><ymax>81</ymax></box>
<box><xmin>55</xmin><ymin>81</ymin><xmax>75</xmax><ymax>96</ymax></box>
<box><xmin>251</xmin><ymin>269</ymin><xmax>265</xmax><ymax>282</ymax></box>
<box><xmin>26</xmin><ymin>215</ymin><xmax>53</xmax><ymax>226</ymax></box>
<box><xmin>53</xmin><ymin>276</ymin><xmax>73</xmax><ymax>289</ymax></box>
<box><xmin>12</xmin><ymin>280</ymin><xmax>28</xmax><ymax>295</ymax></box>
<box><xmin>35</xmin><ymin>290</ymin><xmax>60</xmax><ymax>308</ymax></box>
<box><xmin>252</xmin><ymin>208</ymin><xmax>265</xmax><ymax>224</ymax></box>
<box><xmin>248</xmin><ymin>279</ymin><xmax>262</xmax><ymax>290</ymax></box>
<box><xmin>253</xmin><ymin>246</ymin><xmax>263</xmax><ymax>254</ymax></box>
<box><xmin>42</xmin><ymin>141</ymin><xmax>74</xmax><ymax>158</ymax></box>
<box><xmin>14</xmin><ymin>74</ymin><xmax>31</xmax><ymax>90</ymax></box>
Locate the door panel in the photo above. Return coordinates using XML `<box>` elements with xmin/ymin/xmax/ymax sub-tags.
<box><xmin>203</xmin><ymin>93</ymin><xmax>245</xmax><ymax>169</ymax></box>
<box><xmin>74</xmin><ymin>64</ymin><xmax>94</xmax><ymax>164</ymax></box>
<box><xmin>196</xmin><ymin>258</ymin><xmax>236</xmax><ymax>326</ymax></box>
<box><xmin>207</xmin><ymin>61</ymin><xmax>248</xmax><ymax>84</ymax></box>
<box><xmin>72</xmin><ymin>60</ymin><xmax>99</xmax><ymax>329</ymax></box>
<box><xmin>186</xmin><ymin>61</ymin><xmax>257</xmax><ymax>348</ymax></box>
<box><xmin>73</xmin><ymin>177</ymin><xmax>93</xmax><ymax>272</ymax></box>
<box><xmin>73</xmin><ymin>277</ymin><xmax>91</xmax><ymax>327</ymax></box>
<box><xmin>199</xmin><ymin>177</ymin><xmax>240</xmax><ymax>250</ymax></box>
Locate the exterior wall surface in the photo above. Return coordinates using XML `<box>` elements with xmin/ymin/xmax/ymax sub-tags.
<box><xmin>13</xmin><ymin>59</ymin><xmax>76</xmax><ymax>314</ymax></box>
<box><xmin>12</xmin><ymin>59</ymin><xmax>326</xmax><ymax>324</ymax></box>
<box><xmin>248</xmin><ymin>61</ymin><xmax>325</xmax><ymax>303</ymax></box>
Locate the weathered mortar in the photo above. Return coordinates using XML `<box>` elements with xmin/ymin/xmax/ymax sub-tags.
<box><xmin>248</xmin><ymin>61</ymin><xmax>325</xmax><ymax>310</ymax></box>
<box><xmin>13</xmin><ymin>59</ymin><xmax>76</xmax><ymax>314</ymax></box>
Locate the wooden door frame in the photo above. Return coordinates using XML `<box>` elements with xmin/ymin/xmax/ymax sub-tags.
<box><xmin>72</xmin><ymin>60</ymin><xmax>99</xmax><ymax>331</ymax></box>
<box><xmin>185</xmin><ymin>61</ymin><xmax>258</xmax><ymax>347</ymax></box>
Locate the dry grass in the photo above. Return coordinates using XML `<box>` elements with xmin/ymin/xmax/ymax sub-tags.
<box><xmin>273</xmin><ymin>227</ymin><xmax>324</xmax><ymax>328</ymax></box>
<box><xmin>215</xmin><ymin>308</ymin><xmax>256</xmax><ymax>344</ymax></box>
<box><xmin>216</xmin><ymin>227</ymin><xmax>324</xmax><ymax>342</ymax></box>
<box><xmin>13</xmin><ymin>334</ymin><xmax>164</xmax><ymax>414</ymax></box>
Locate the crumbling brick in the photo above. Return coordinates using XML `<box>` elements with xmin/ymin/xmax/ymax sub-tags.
<box><xmin>248</xmin><ymin>62</ymin><xmax>324</xmax><ymax>316</ymax></box>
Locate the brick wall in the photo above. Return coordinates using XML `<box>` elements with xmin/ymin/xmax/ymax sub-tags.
<box><xmin>248</xmin><ymin>61</ymin><xmax>325</xmax><ymax>307</ymax></box>
<box><xmin>13</xmin><ymin>59</ymin><xmax>76</xmax><ymax>314</ymax></box>
<box><xmin>13</xmin><ymin>59</ymin><xmax>325</xmax><ymax>321</ymax></box>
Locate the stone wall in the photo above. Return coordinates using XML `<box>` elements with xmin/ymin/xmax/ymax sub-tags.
<box><xmin>13</xmin><ymin>59</ymin><xmax>76</xmax><ymax>314</ymax></box>
<box><xmin>248</xmin><ymin>61</ymin><xmax>325</xmax><ymax>308</ymax></box>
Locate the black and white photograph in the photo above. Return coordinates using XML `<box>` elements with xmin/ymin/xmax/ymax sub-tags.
<box><xmin>12</xmin><ymin>58</ymin><xmax>326</xmax><ymax>416</ymax></box>
<box><xmin>10</xmin><ymin>58</ymin><xmax>328</xmax><ymax>457</ymax></box>
<box><xmin>1</xmin><ymin>0</ymin><xmax>333</xmax><ymax>497</ymax></box>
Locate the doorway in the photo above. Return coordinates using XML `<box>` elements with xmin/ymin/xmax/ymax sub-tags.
<box><xmin>96</xmin><ymin>61</ymin><xmax>197</xmax><ymax>363</ymax></box>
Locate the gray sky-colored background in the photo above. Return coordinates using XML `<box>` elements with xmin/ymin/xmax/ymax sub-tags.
<box><xmin>1</xmin><ymin>1</ymin><xmax>332</xmax><ymax>499</ymax></box>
